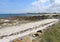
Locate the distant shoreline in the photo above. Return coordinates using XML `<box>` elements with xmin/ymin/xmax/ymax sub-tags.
<box><xmin>0</xmin><ymin>13</ymin><xmax>59</xmax><ymax>18</ymax></box>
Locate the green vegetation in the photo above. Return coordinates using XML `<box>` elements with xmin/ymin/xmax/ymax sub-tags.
<box><xmin>40</xmin><ymin>22</ymin><xmax>60</xmax><ymax>42</ymax></box>
<box><xmin>9</xmin><ymin>16</ymin><xmax>49</xmax><ymax>21</ymax></box>
<box><xmin>0</xmin><ymin>16</ymin><xmax>49</xmax><ymax>27</ymax></box>
<box><xmin>32</xmin><ymin>22</ymin><xmax>60</xmax><ymax>42</ymax></box>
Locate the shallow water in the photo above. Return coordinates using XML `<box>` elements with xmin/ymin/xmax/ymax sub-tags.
<box><xmin>0</xmin><ymin>14</ymin><xmax>40</xmax><ymax>18</ymax></box>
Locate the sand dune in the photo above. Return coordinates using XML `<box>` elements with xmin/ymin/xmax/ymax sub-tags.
<box><xmin>0</xmin><ymin>19</ymin><xmax>59</xmax><ymax>42</ymax></box>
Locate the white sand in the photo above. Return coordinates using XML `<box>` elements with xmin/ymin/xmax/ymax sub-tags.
<box><xmin>0</xmin><ymin>19</ymin><xmax>59</xmax><ymax>42</ymax></box>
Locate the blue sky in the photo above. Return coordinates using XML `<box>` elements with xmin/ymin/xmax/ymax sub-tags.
<box><xmin>0</xmin><ymin>0</ymin><xmax>60</xmax><ymax>13</ymax></box>
<box><xmin>0</xmin><ymin>0</ymin><xmax>35</xmax><ymax>13</ymax></box>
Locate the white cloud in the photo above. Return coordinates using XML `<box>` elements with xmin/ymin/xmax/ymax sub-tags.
<box><xmin>27</xmin><ymin>0</ymin><xmax>60</xmax><ymax>13</ymax></box>
<box><xmin>55</xmin><ymin>0</ymin><xmax>60</xmax><ymax>4</ymax></box>
<box><xmin>27</xmin><ymin>0</ymin><xmax>52</xmax><ymax>13</ymax></box>
<box><xmin>40</xmin><ymin>0</ymin><xmax>48</xmax><ymax>3</ymax></box>
<box><xmin>47</xmin><ymin>0</ymin><xmax>60</xmax><ymax>13</ymax></box>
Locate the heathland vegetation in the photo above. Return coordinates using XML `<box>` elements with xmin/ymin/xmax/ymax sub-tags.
<box><xmin>35</xmin><ymin>21</ymin><xmax>60</xmax><ymax>42</ymax></box>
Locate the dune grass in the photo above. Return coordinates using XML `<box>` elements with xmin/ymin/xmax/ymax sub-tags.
<box><xmin>40</xmin><ymin>22</ymin><xmax>60</xmax><ymax>42</ymax></box>
<box><xmin>32</xmin><ymin>21</ymin><xmax>60</xmax><ymax>42</ymax></box>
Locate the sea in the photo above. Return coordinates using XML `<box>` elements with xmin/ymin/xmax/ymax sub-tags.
<box><xmin>0</xmin><ymin>13</ymin><xmax>40</xmax><ymax>18</ymax></box>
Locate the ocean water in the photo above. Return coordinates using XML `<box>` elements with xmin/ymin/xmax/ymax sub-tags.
<box><xmin>0</xmin><ymin>14</ymin><xmax>40</xmax><ymax>18</ymax></box>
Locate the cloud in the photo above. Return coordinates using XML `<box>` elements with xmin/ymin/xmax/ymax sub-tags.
<box><xmin>47</xmin><ymin>0</ymin><xmax>60</xmax><ymax>13</ymax></box>
<box><xmin>55</xmin><ymin>0</ymin><xmax>60</xmax><ymax>4</ymax></box>
<box><xmin>27</xmin><ymin>0</ymin><xmax>53</xmax><ymax>13</ymax></box>
<box><xmin>39</xmin><ymin>0</ymin><xmax>48</xmax><ymax>3</ymax></box>
<box><xmin>27</xmin><ymin>0</ymin><xmax>60</xmax><ymax>13</ymax></box>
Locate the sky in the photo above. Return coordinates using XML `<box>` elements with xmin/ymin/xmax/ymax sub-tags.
<box><xmin>0</xmin><ymin>0</ymin><xmax>60</xmax><ymax>13</ymax></box>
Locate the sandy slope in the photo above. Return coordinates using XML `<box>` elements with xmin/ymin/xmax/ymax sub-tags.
<box><xmin>0</xmin><ymin>19</ymin><xmax>59</xmax><ymax>42</ymax></box>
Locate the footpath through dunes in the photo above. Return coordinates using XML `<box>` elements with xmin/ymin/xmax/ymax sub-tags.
<box><xmin>0</xmin><ymin>19</ymin><xmax>59</xmax><ymax>42</ymax></box>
